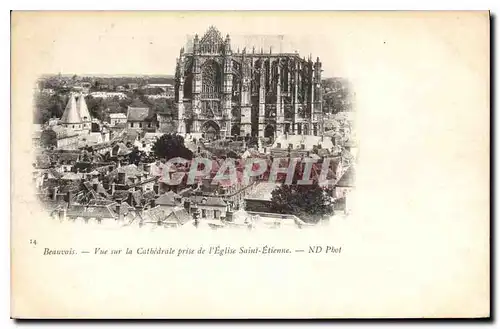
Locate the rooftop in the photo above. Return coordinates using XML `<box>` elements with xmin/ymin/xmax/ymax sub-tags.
<box><xmin>245</xmin><ymin>182</ymin><xmax>281</xmax><ymax>201</ymax></box>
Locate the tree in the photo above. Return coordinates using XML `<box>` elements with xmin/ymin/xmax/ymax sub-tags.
<box><xmin>33</xmin><ymin>93</ymin><xmax>66</xmax><ymax>124</ymax></box>
<box><xmin>270</xmin><ymin>182</ymin><xmax>334</xmax><ymax>223</ymax></box>
<box><xmin>40</xmin><ymin>129</ymin><xmax>57</xmax><ymax>148</ymax></box>
<box><xmin>152</xmin><ymin>134</ymin><xmax>193</xmax><ymax>160</ymax></box>
<box><xmin>85</xmin><ymin>95</ymin><xmax>106</xmax><ymax>121</ymax></box>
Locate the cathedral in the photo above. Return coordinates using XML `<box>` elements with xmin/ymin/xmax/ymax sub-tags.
<box><xmin>174</xmin><ymin>26</ymin><xmax>324</xmax><ymax>141</ymax></box>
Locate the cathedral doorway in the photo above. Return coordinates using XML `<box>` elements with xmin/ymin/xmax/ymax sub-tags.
<box><xmin>231</xmin><ymin>124</ymin><xmax>241</xmax><ymax>137</ymax></box>
<box><xmin>201</xmin><ymin>120</ymin><xmax>220</xmax><ymax>141</ymax></box>
<box><xmin>264</xmin><ymin>124</ymin><xmax>275</xmax><ymax>143</ymax></box>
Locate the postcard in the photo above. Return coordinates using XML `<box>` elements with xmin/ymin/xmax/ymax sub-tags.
<box><xmin>10</xmin><ymin>11</ymin><xmax>490</xmax><ymax>318</ymax></box>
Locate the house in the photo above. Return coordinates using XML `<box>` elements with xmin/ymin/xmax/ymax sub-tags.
<box><xmin>44</xmin><ymin>126</ymin><xmax>80</xmax><ymax>150</ymax></box>
<box><xmin>334</xmin><ymin>165</ymin><xmax>355</xmax><ymax>214</ymax></box>
<box><xmin>109</xmin><ymin>113</ymin><xmax>127</xmax><ymax>126</ymax></box>
<box><xmin>60</xmin><ymin>93</ymin><xmax>92</xmax><ymax>132</ymax></box>
<box><xmin>164</xmin><ymin>207</ymin><xmax>191</xmax><ymax>227</ymax></box>
<box><xmin>90</xmin><ymin>92</ymin><xmax>127</xmax><ymax>100</ymax></box>
<box><xmin>126</xmin><ymin>105</ymin><xmax>157</xmax><ymax>131</ymax></box>
<box><xmin>110</xmin><ymin>142</ymin><xmax>132</xmax><ymax>157</ymax></box>
<box><xmin>271</xmin><ymin>134</ymin><xmax>333</xmax><ymax>152</ymax></box>
<box><xmin>154</xmin><ymin>191</ymin><xmax>182</xmax><ymax>215</ymax></box>
<box><xmin>188</xmin><ymin>195</ymin><xmax>227</xmax><ymax>219</ymax></box>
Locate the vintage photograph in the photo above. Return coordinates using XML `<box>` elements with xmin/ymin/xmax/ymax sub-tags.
<box><xmin>12</xmin><ymin>11</ymin><xmax>489</xmax><ymax>319</ymax></box>
<box><xmin>32</xmin><ymin>25</ymin><xmax>357</xmax><ymax>230</ymax></box>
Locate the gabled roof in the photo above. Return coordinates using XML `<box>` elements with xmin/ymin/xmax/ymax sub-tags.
<box><xmin>272</xmin><ymin>134</ymin><xmax>334</xmax><ymax>150</ymax></box>
<box><xmin>127</xmin><ymin>106</ymin><xmax>150</xmax><ymax>122</ymax></box>
<box><xmin>55</xmin><ymin>152</ymin><xmax>80</xmax><ymax>163</ymax></box>
<box><xmin>155</xmin><ymin>191</ymin><xmax>180</xmax><ymax>206</ymax></box>
<box><xmin>165</xmin><ymin>207</ymin><xmax>191</xmax><ymax>225</ymax></box>
<box><xmin>61</xmin><ymin>94</ymin><xmax>82</xmax><ymax>124</ymax></box>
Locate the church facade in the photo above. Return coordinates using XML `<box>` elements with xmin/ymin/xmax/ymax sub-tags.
<box><xmin>174</xmin><ymin>26</ymin><xmax>324</xmax><ymax>140</ymax></box>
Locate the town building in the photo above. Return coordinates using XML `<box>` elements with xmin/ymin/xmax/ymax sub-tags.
<box><xmin>126</xmin><ymin>105</ymin><xmax>157</xmax><ymax>131</ymax></box>
<box><xmin>109</xmin><ymin>113</ymin><xmax>128</xmax><ymax>126</ymax></box>
<box><xmin>60</xmin><ymin>93</ymin><xmax>92</xmax><ymax>132</ymax></box>
<box><xmin>90</xmin><ymin>91</ymin><xmax>128</xmax><ymax>99</ymax></box>
<box><xmin>174</xmin><ymin>26</ymin><xmax>324</xmax><ymax>140</ymax></box>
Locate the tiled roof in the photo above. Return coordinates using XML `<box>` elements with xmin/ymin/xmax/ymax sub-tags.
<box><xmin>155</xmin><ymin>191</ymin><xmax>179</xmax><ymax>206</ymax></box>
<box><xmin>127</xmin><ymin>105</ymin><xmax>153</xmax><ymax>122</ymax></box>
<box><xmin>165</xmin><ymin>208</ymin><xmax>191</xmax><ymax>225</ymax></box>
<box><xmin>272</xmin><ymin>134</ymin><xmax>334</xmax><ymax>150</ymax></box>
<box><xmin>115</xmin><ymin>164</ymin><xmax>145</xmax><ymax>177</ymax></box>
<box><xmin>245</xmin><ymin>182</ymin><xmax>281</xmax><ymax>201</ymax></box>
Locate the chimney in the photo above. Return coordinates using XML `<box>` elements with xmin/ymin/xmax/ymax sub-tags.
<box><xmin>115</xmin><ymin>204</ymin><xmax>122</xmax><ymax>221</ymax></box>
<box><xmin>52</xmin><ymin>186</ymin><xmax>58</xmax><ymax>201</ymax></box>
<box><xmin>127</xmin><ymin>192</ymin><xmax>134</xmax><ymax>207</ymax></box>
<box><xmin>111</xmin><ymin>182</ymin><xmax>116</xmax><ymax>195</ymax></box>
<box><xmin>67</xmin><ymin>191</ymin><xmax>72</xmax><ymax>207</ymax></box>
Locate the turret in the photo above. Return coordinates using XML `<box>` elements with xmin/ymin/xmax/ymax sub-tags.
<box><xmin>193</xmin><ymin>34</ymin><xmax>199</xmax><ymax>54</ymax></box>
<box><xmin>314</xmin><ymin>56</ymin><xmax>322</xmax><ymax>83</ymax></box>
<box><xmin>224</xmin><ymin>34</ymin><xmax>231</xmax><ymax>54</ymax></box>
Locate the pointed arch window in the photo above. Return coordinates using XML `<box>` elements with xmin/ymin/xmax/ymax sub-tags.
<box><xmin>201</xmin><ymin>61</ymin><xmax>222</xmax><ymax>99</ymax></box>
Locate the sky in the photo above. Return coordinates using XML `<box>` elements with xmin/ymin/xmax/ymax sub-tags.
<box><xmin>11</xmin><ymin>11</ymin><xmax>365</xmax><ymax>78</ymax></box>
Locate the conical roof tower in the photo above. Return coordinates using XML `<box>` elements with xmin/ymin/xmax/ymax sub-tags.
<box><xmin>60</xmin><ymin>94</ymin><xmax>82</xmax><ymax>124</ymax></box>
<box><xmin>77</xmin><ymin>93</ymin><xmax>91</xmax><ymax>122</ymax></box>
